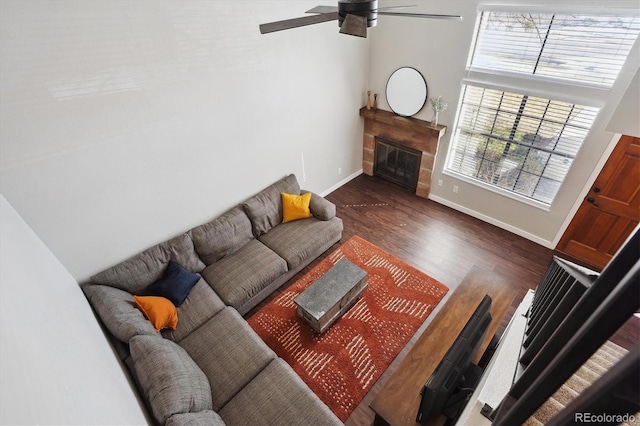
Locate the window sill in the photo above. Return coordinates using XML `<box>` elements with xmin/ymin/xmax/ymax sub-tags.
<box><xmin>442</xmin><ymin>170</ymin><xmax>552</xmax><ymax>212</ymax></box>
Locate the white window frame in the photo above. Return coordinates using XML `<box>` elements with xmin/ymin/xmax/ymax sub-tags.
<box><xmin>444</xmin><ymin>6</ymin><xmax>640</xmax><ymax>209</ymax></box>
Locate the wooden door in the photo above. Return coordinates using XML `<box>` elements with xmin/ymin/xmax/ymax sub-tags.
<box><xmin>556</xmin><ymin>135</ymin><xmax>640</xmax><ymax>271</ymax></box>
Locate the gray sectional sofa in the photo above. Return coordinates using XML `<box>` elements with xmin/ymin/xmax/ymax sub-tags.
<box><xmin>83</xmin><ymin>174</ymin><xmax>344</xmax><ymax>425</ymax></box>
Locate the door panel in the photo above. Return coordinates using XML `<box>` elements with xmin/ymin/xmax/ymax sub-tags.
<box><xmin>556</xmin><ymin>135</ymin><xmax>640</xmax><ymax>271</ymax></box>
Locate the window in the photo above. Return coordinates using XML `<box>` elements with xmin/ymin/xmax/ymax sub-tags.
<box><xmin>449</xmin><ymin>86</ymin><xmax>599</xmax><ymax>204</ymax></box>
<box><xmin>446</xmin><ymin>9</ymin><xmax>640</xmax><ymax>206</ymax></box>
<box><xmin>469</xmin><ymin>11</ymin><xmax>640</xmax><ymax>87</ymax></box>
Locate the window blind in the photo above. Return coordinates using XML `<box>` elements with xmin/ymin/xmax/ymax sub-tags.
<box><xmin>469</xmin><ymin>12</ymin><xmax>640</xmax><ymax>87</ymax></box>
<box><xmin>447</xmin><ymin>85</ymin><xmax>599</xmax><ymax>204</ymax></box>
<box><xmin>446</xmin><ymin>9</ymin><xmax>638</xmax><ymax>206</ymax></box>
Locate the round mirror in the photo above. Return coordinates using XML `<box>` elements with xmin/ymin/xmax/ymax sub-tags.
<box><xmin>386</xmin><ymin>67</ymin><xmax>428</xmax><ymax>117</ymax></box>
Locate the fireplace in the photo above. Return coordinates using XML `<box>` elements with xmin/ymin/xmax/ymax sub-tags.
<box><xmin>374</xmin><ymin>138</ymin><xmax>421</xmax><ymax>191</ymax></box>
<box><xmin>360</xmin><ymin>107</ymin><xmax>446</xmax><ymax>199</ymax></box>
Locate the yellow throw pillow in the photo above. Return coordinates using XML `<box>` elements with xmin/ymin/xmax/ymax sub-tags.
<box><xmin>282</xmin><ymin>192</ymin><xmax>313</xmax><ymax>223</ymax></box>
<box><xmin>133</xmin><ymin>295</ymin><xmax>178</xmax><ymax>332</ymax></box>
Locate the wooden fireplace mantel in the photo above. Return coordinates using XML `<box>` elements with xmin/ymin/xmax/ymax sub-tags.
<box><xmin>359</xmin><ymin>107</ymin><xmax>446</xmax><ymax>198</ymax></box>
<box><xmin>360</xmin><ymin>107</ymin><xmax>446</xmax><ymax>138</ymax></box>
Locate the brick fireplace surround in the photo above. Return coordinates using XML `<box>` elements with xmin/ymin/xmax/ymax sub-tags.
<box><xmin>360</xmin><ymin>107</ymin><xmax>446</xmax><ymax>199</ymax></box>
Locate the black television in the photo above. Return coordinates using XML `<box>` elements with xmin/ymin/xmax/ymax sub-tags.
<box><xmin>416</xmin><ymin>294</ymin><xmax>493</xmax><ymax>424</ymax></box>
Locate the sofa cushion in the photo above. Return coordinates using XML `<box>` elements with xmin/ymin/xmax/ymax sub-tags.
<box><xmin>146</xmin><ymin>260</ymin><xmax>200</xmax><ymax>306</ymax></box>
<box><xmin>282</xmin><ymin>192</ymin><xmax>312</xmax><ymax>223</ymax></box>
<box><xmin>133</xmin><ymin>295</ymin><xmax>178</xmax><ymax>332</ymax></box>
<box><xmin>242</xmin><ymin>174</ymin><xmax>300</xmax><ymax>237</ymax></box>
<box><xmin>200</xmin><ymin>239</ymin><xmax>287</xmax><ymax>310</ymax></box>
<box><xmin>130</xmin><ymin>335</ymin><xmax>213</xmax><ymax>424</ymax></box>
<box><xmin>178</xmin><ymin>307</ymin><xmax>276</xmax><ymax>411</ymax></box>
<box><xmin>259</xmin><ymin>216</ymin><xmax>343</xmax><ymax>270</ymax></box>
<box><xmin>189</xmin><ymin>206</ymin><xmax>254</xmax><ymax>266</ymax></box>
<box><xmin>219</xmin><ymin>358</ymin><xmax>342</xmax><ymax>426</ymax></box>
<box><xmin>161</xmin><ymin>278</ymin><xmax>225</xmax><ymax>343</ymax></box>
<box><xmin>83</xmin><ymin>284</ymin><xmax>157</xmax><ymax>342</ymax></box>
<box><xmin>166</xmin><ymin>411</ymin><xmax>226</xmax><ymax>426</ymax></box>
<box><xmin>91</xmin><ymin>234</ymin><xmax>205</xmax><ymax>295</ymax></box>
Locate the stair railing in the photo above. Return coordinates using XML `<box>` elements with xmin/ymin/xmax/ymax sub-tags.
<box><xmin>491</xmin><ymin>226</ymin><xmax>640</xmax><ymax>425</ymax></box>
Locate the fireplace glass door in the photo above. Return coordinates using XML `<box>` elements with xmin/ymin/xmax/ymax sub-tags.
<box><xmin>374</xmin><ymin>138</ymin><xmax>421</xmax><ymax>191</ymax></box>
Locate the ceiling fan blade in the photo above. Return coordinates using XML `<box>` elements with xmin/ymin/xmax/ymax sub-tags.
<box><xmin>339</xmin><ymin>14</ymin><xmax>367</xmax><ymax>38</ymax></box>
<box><xmin>306</xmin><ymin>6</ymin><xmax>339</xmax><ymax>14</ymax></box>
<box><xmin>260</xmin><ymin>11</ymin><xmax>340</xmax><ymax>34</ymax></box>
<box><xmin>376</xmin><ymin>5</ymin><xmax>417</xmax><ymax>11</ymax></box>
<box><xmin>378</xmin><ymin>11</ymin><xmax>462</xmax><ymax>20</ymax></box>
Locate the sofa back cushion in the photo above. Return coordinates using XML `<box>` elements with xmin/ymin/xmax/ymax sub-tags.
<box><xmin>242</xmin><ymin>174</ymin><xmax>300</xmax><ymax>237</ymax></box>
<box><xmin>189</xmin><ymin>206</ymin><xmax>253</xmax><ymax>266</ymax></box>
<box><xmin>91</xmin><ymin>234</ymin><xmax>205</xmax><ymax>295</ymax></box>
<box><xmin>130</xmin><ymin>335</ymin><xmax>213</xmax><ymax>424</ymax></box>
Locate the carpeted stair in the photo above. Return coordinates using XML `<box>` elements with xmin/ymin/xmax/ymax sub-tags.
<box><xmin>524</xmin><ymin>340</ymin><xmax>636</xmax><ymax>425</ymax></box>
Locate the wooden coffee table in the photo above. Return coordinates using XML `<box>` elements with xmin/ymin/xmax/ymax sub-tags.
<box><xmin>293</xmin><ymin>258</ymin><xmax>367</xmax><ymax>334</ymax></box>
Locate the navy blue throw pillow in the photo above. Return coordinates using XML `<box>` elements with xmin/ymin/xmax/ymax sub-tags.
<box><xmin>146</xmin><ymin>261</ymin><xmax>200</xmax><ymax>307</ymax></box>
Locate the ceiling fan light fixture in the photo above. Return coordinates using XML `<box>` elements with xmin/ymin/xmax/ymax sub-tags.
<box><xmin>338</xmin><ymin>0</ymin><xmax>378</xmax><ymax>28</ymax></box>
<box><xmin>339</xmin><ymin>14</ymin><xmax>369</xmax><ymax>37</ymax></box>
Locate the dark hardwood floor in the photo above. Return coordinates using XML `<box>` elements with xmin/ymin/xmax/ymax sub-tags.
<box><xmin>325</xmin><ymin>174</ymin><xmax>552</xmax><ymax>296</ymax></box>
<box><xmin>247</xmin><ymin>174</ymin><xmax>639</xmax><ymax>426</ymax></box>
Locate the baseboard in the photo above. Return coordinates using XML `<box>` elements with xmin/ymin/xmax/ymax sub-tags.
<box><xmin>320</xmin><ymin>169</ymin><xmax>363</xmax><ymax>197</ymax></box>
<box><xmin>428</xmin><ymin>194</ymin><xmax>554</xmax><ymax>249</ymax></box>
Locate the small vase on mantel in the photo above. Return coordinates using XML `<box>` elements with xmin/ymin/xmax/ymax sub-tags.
<box><xmin>366</xmin><ymin>91</ymin><xmax>372</xmax><ymax>110</ymax></box>
<box><xmin>429</xmin><ymin>96</ymin><xmax>447</xmax><ymax>127</ymax></box>
<box><xmin>431</xmin><ymin>111</ymin><xmax>439</xmax><ymax>126</ymax></box>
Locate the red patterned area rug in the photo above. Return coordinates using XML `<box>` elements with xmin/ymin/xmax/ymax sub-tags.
<box><xmin>248</xmin><ymin>236</ymin><xmax>449</xmax><ymax>421</ymax></box>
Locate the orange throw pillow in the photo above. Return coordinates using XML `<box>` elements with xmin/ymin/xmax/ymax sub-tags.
<box><xmin>282</xmin><ymin>192</ymin><xmax>313</xmax><ymax>223</ymax></box>
<box><xmin>133</xmin><ymin>295</ymin><xmax>178</xmax><ymax>332</ymax></box>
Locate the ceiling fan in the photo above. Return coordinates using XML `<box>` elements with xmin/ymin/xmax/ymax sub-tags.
<box><xmin>259</xmin><ymin>0</ymin><xmax>462</xmax><ymax>38</ymax></box>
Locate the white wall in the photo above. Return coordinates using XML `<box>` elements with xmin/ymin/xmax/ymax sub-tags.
<box><xmin>0</xmin><ymin>1</ymin><xmax>368</xmax><ymax>282</ymax></box>
<box><xmin>607</xmin><ymin>68</ymin><xmax>640</xmax><ymax>138</ymax></box>
<box><xmin>2</xmin><ymin>0</ymin><xmax>638</xmax><ymax>279</ymax></box>
<box><xmin>369</xmin><ymin>0</ymin><xmax>640</xmax><ymax>246</ymax></box>
<box><xmin>0</xmin><ymin>195</ymin><xmax>148</xmax><ymax>425</ymax></box>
